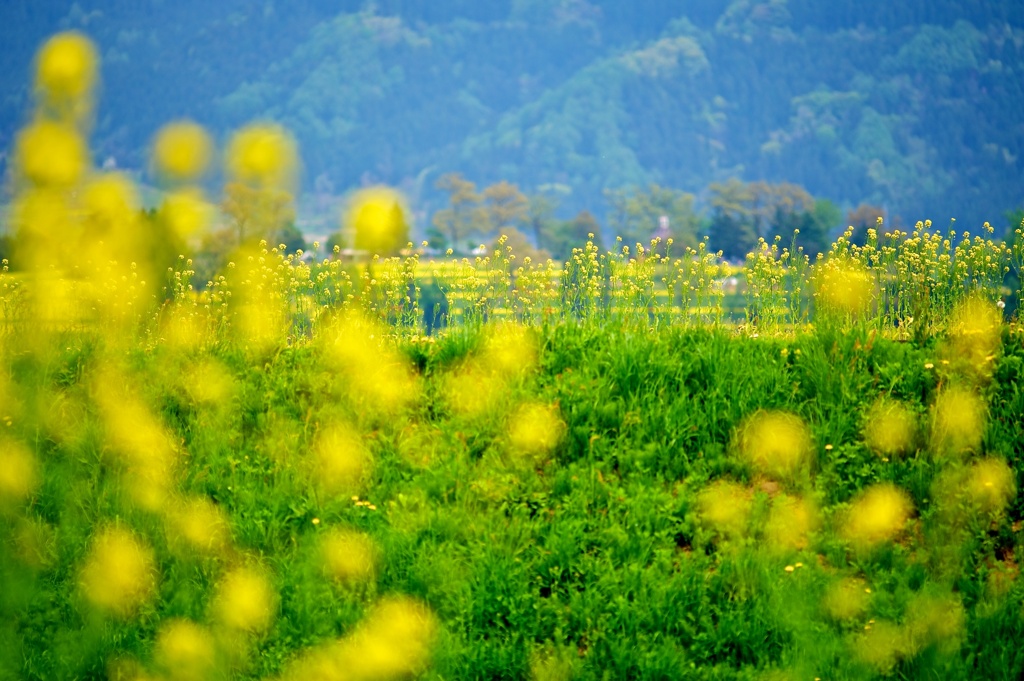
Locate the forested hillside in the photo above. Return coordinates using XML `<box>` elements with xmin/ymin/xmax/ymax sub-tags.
<box><xmin>1</xmin><ymin>0</ymin><xmax>1023</xmax><ymax>239</ymax></box>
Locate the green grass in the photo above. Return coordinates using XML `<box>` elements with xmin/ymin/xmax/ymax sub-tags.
<box><xmin>2</xmin><ymin>319</ymin><xmax>1022</xmax><ymax>681</ymax></box>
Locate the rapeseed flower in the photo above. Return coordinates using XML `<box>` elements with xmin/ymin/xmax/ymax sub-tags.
<box><xmin>863</xmin><ymin>399</ymin><xmax>917</xmax><ymax>457</ymax></box>
<box><xmin>153</xmin><ymin>120</ymin><xmax>213</xmax><ymax>183</ymax></box>
<box><xmin>764</xmin><ymin>493</ymin><xmax>817</xmax><ymax>552</ymax></box>
<box><xmin>0</xmin><ymin>438</ymin><xmax>39</xmax><ymax>505</ymax></box>
<box><xmin>79</xmin><ymin>527</ymin><xmax>156</xmax><ymax>617</ymax></box>
<box><xmin>508</xmin><ymin>401</ymin><xmax>565</xmax><ymax>462</ymax></box>
<box><xmin>815</xmin><ymin>259</ymin><xmax>873</xmax><ymax>317</ymax></box>
<box><xmin>965</xmin><ymin>457</ymin><xmax>1016</xmax><ymax>514</ymax></box>
<box><xmin>164</xmin><ymin>495</ymin><xmax>232</xmax><ymax>557</ymax></box>
<box><xmin>930</xmin><ymin>386</ymin><xmax>985</xmax><ymax>456</ymax></box>
<box><xmin>14</xmin><ymin>120</ymin><xmax>88</xmax><ymax>187</ymax></box>
<box><xmin>736</xmin><ymin>410</ymin><xmax>812</xmax><ymax>478</ymax></box>
<box><xmin>161</xmin><ymin>188</ymin><xmax>214</xmax><ymax>239</ymax></box>
<box><xmin>212</xmin><ymin>566</ymin><xmax>277</xmax><ymax>633</ymax></box>
<box><xmin>698</xmin><ymin>479</ymin><xmax>751</xmax><ymax>542</ymax></box>
<box><xmin>226</xmin><ymin>123</ymin><xmax>297</xmax><ymax>189</ymax></box>
<box><xmin>842</xmin><ymin>483</ymin><xmax>912</xmax><ymax>549</ymax></box>
<box><xmin>312</xmin><ymin>424</ymin><xmax>371</xmax><ymax>494</ymax></box>
<box><xmin>154</xmin><ymin>618</ymin><xmax>219</xmax><ymax>681</ymax></box>
<box><xmin>320</xmin><ymin>528</ymin><xmax>379</xmax><ymax>583</ymax></box>
<box><xmin>344</xmin><ymin>186</ymin><xmax>410</xmax><ymax>256</ymax></box>
<box><xmin>821</xmin><ymin>577</ymin><xmax>870</xmax><ymax>621</ymax></box>
<box><xmin>34</xmin><ymin>31</ymin><xmax>97</xmax><ymax>112</ymax></box>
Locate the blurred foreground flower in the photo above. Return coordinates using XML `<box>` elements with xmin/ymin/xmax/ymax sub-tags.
<box><xmin>344</xmin><ymin>186</ymin><xmax>410</xmax><ymax>256</ymax></box>
<box><xmin>736</xmin><ymin>410</ymin><xmax>812</xmax><ymax>478</ymax></box>
<box><xmin>226</xmin><ymin>123</ymin><xmax>297</xmax><ymax>190</ymax></box>
<box><xmin>842</xmin><ymin>483</ymin><xmax>912</xmax><ymax>550</ymax></box>
<box><xmin>79</xmin><ymin>527</ymin><xmax>157</xmax><ymax>617</ymax></box>
<box><xmin>14</xmin><ymin>120</ymin><xmax>88</xmax><ymax>187</ymax></box>
<box><xmin>863</xmin><ymin>399</ymin><xmax>917</xmax><ymax>458</ymax></box>
<box><xmin>34</xmin><ymin>31</ymin><xmax>97</xmax><ymax>115</ymax></box>
<box><xmin>212</xmin><ymin>566</ymin><xmax>277</xmax><ymax>633</ymax></box>
<box><xmin>153</xmin><ymin>120</ymin><xmax>213</xmax><ymax>183</ymax></box>
<box><xmin>508</xmin><ymin>402</ymin><xmax>565</xmax><ymax>463</ymax></box>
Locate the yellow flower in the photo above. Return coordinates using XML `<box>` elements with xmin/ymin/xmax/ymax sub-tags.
<box><xmin>34</xmin><ymin>31</ymin><xmax>98</xmax><ymax>104</ymax></box>
<box><xmin>154</xmin><ymin>619</ymin><xmax>218</xmax><ymax>681</ymax></box>
<box><xmin>161</xmin><ymin>188</ymin><xmax>214</xmax><ymax>239</ymax></box>
<box><xmin>312</xmin><ymin>424</ymin><xmax>371</xmax><ymax>495</ymax></box>
<box><xmin>698</xmin><ymin>479</ymin><xmax>751</xmax><ymax>542</ymax></box>
<box><xmin>931</xmin><ymin>386</ymin><xmax>985</xmax><ymax>456</ymax></box>
<box><xmin>79</xmin><ymin>527</ymin><xmax>157</xmax><ymax>617</ymax></box>
<box><xmin>320</xmin><ymin>528</ymin><xmax>379</xmax><ymax>583</ymax></box>
<box><xmin>164</xmin><ymin>495</ymin><xmax>232</xmax><ymax>557</ymax></box>
<box><xmin>822</xmin><ymin>577</ymin><xmax>870</xmax><ymax>621</ymax></box>
<box><xmin>764</xmin><ymin>494</ymin><xmax>817</xmax><ymax>552</ymax></box>
<box><xmin>212</xmin><ymin>566</ymin><xmax>277</xmax><ymax>633</ymax></box>
<box><xmin>226</xmin><ymin>123</ymin><xmax>297</xmax><ymax>189</ymax></box>
<box><xmin>14</xmin><ymin>120</ymin><xmax>88</xmax><ymax>187</ymax></box>
<box><xmin>815</xmin><ymin>259</ymin><xmax>873</xmax><ymax>317</ymax></box>
<box><xmin>82</xmin><ymin>172</ymin><xmax>140</xmax><ymax>238</ymax></box>
<box><xmin>0</xmin><ymin>438</ymin><xmax>39</xmax><ymax>504</ymax></box>
<box><xmin>343</xmin><ymin>185</ymin><xmax>410</xmax><ymax>256</ymax></box>
<box><xmin>863</xmin><ymin>399</ymin><xmax>917</xmax><ymax>457</ymax></box>
<box><xmin>508</xmin><ymin>402</ymin><xmax>565</xmax><ymax>462</ymax></box>
<box><xmin>965</xmin><ymin>457</ymin><xmax>1016</xmax><ymax>514</ymax></box>
<box><xmin>736</xmin><ymin>410</ymin><xmax>811</xmax><ymax>478</ymax></box>
<box><xmin>153</xmin><ymin>120</ymin><xmax>213</xmax><ymax>183</ymax></box>
<box><xmin>842</xmin><ymin>484</ymin><xmax>912</xmax><ymax>549</ymax></box>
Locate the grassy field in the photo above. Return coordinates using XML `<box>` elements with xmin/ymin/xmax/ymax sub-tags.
<box><xmin>1</xmin><ymin>304</ymin><xmax>1023</xmax><ymax>680</ymax></box>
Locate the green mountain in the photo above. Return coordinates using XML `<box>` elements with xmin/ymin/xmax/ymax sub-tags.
<box><xmin>2</xmin><ymin>0</ymin><xmax>1023</xmax><ymax>231</ymax></box>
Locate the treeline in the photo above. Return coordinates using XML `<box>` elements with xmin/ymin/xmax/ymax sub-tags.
<box><xmin>418</xmin><ymin>173</ymin><xmax>891</xmax><ymax>262</ymax></box>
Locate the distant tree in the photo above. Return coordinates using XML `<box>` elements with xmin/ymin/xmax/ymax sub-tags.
<box><xmin>525</xmin><ymin>193</ymin><xmax>560</xmax><ymax>252</ymax></box>
<box><xmin>708</xmin><ymin>178</ymin><xmax>757</xmax><ymax>259</ymax></box>
<box><xmin>709</xmin><ymin>212</ymin><xmax>758</xmax><ymax>262</ymax></box>
<box><xmin>1004</xmin><ymin>208</ymin><xmax>1024</xmax><ymax>240</ymax></box>
<box><xmin>605</xmin><ymin>184</ymin><xmax>700</xmax><ymax>248</ymax></box>
<box><xmin>273</xmin><ymin>222</ymin><xmax>307</xmax><ymax>254</ymax></box>
<box><xmin>846</xmin><ymin>203</ymin><xmax>887</xmax><ymax>244</ymax></box>
<box><xmin>432</xmin><ymin>173</ymin><xmax>486</xmax><ymax>252</ymax></box>
<box><xmin>547</xmin><ymin>210</ymin><xmax>602</xmax><ymax>260</ymax></box>
<box><xmin>221</xmin><ymin>181</ymin><xmax>295</xmax><ymax>245</ymax></box>
<box><xmin>483</xmin><ymin>180</ymin><xmax>529</xmax><ymax>235</ymax></box>
<box><xmin>748</xmin><ymin>181</ymin><xmax>815</xmax><ymax>240</ymax></box>
<box><xmin>804</xmin><ymin>199</ymin><xmax>842</xmax><ymax>257</ymax></box>
<box><xmin>490</xmin><ymin>227</ymin><xmax>551</xmax><ymax>264</ymax></box>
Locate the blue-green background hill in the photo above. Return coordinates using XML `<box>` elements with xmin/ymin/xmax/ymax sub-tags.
<box><xmin>2</xmin><ymin>0</ymin><xmax>1023</xmax><ymax>230</ymax></box>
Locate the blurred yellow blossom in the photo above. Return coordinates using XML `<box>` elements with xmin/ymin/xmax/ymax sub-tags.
<box><xmin>226</xmin><ymin>123</ymin><xmax>297</xmax><ymax>189</ymax></box>
<box><xmin>34</xmin><ymin>31</ymin><xmax>97</xmax><ymax>108</ymax></box>
<box><xmin>698</xmin><ymin>479</ymin><xmax>751</xmax><ymax>542</ymax></box>
<box><xmin>344</xmin><ymin>186</ymin><xmax>410</xmax><ymax>256</ymax></box>
<box><xmin>842</xmin><ymin>483</ymin><xmax>912</xmax><ymax>549</ymax></box>
<box><xmin>863</xmin><ymin>399</ymin><xmax>917</xmax><ymax>458</ymax></box>
<box><xmin>212</xmin><ymin>566</ymin><xmax>277</xmax><ymax>633</ymax></box>
<box><xmin>154</xmin><ymin>618</ymin><xmax>219</xmax><ymax>681</ymax></box>
<box><xmin>508</xmin><ymin>401</ymin><xmax>565</xmax><ymax>462</ymax></box>
<box><xmin>79</xmin><ymin>527</ymin><xmax>157</xmax><ymax>617</ymax></box>
<box><xmin>931</xmin><ymin>386</ymin><xmax>985</xmax><ymax>456</ymax></box>
<box><xmin>736</xmin><ymin>410</ymin><xmax>812</xmax><ymax>478</ymax></box>
<box><xmin>14</xmin><ymin>120</ymin><xmax>88</xmax><ymax>187</ymax></box>
<box><xmin>153</xmin><ymin>120</ymin><xmax>213</xmax><ymax>183</ymax></box>
<box><xmin>320</xmin><ymin>528</ymin><xmax>379</xmax><ymax>583</ymax></box>
<box><xmin>0</xmin><ymin>438</ymin><xmax>39</xmax><ymax>505</ymax></box>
